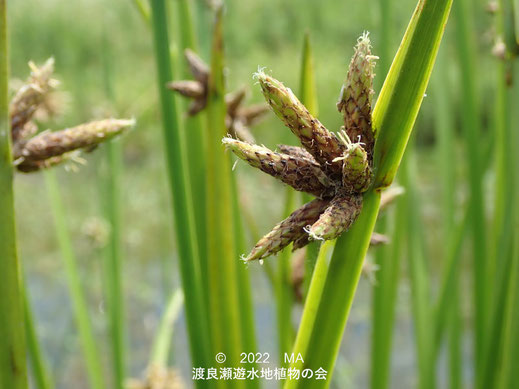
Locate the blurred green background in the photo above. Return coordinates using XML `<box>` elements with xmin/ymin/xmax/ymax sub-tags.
<box><xmin>10</xmin><ymin>0</ymin><xmax>501</xmax><ymax>387</ymax></box>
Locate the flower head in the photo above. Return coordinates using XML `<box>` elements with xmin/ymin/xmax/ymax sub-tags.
<box><xmin>225</xmin><ymin>33</ymin><xmax>378</xmax><ymax>261</ymax></box>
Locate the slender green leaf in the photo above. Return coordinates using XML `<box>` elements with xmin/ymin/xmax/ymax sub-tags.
<box><xmin>276</xmin><ymin>188</ymin><xmax>296</xmax><ymax>368</ymax></box>
<box><xmin>150</xmin><ymin>289</ymin><xmax>184</xmax><ymax>367</ymax></box>
<box><xmin>23</xmin><ymin>287</ymin><xmax>54</xmax><ymax>389</ymax></box>
<box><xmin>174</xmin><ymin>0</ymin><xmax>209</xmax><ymax>292</ymax></box>
<box><xmin>370</xmin><ymin>1</ymin><xmax>401</xmax><ymax>387</ymax></box>
<box><xmin>371</xmin><ymin>199</ymin><xmax>405</xmax><ymax>389</ymax></box>
<box><xmin>100</xmin><ymin>16</ymin><xmax>125</xmax><ymax>389</ymax></box>
<box><xmin>402</xmin><ymin>152</ymin><xmax>435</xmax><ymax>389</ymax></box>
<box><xmin>230</xmin><ymin>171</ymin><xmax>259</xmax><ymax>389</ymax></box>
<box><xmin>45</xmin><ymin>171</ymin><xmax>104</xmax><ymax>389</ymax></box>
<box><xmin>452</xmin><ymin>0</ymin><xmax>488</xmax><ymax>368</ymax></box>
<box><xmin>298</xmin><ymin>33</ymin><xmax>320</xmax><ymax>298</ymax></box>
<box><xmin>149</xmin><ymin>0</ymin><xmax>211</xmax><ymax>373</ymax></box>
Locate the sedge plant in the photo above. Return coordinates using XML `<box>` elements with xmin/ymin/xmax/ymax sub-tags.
<box><xmin>224</xmin><ymin>0</ymin><xmax>453</xmax><ymax>386</ymax></box>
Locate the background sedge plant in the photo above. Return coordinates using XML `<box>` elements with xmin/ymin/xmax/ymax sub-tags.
<box><xmin>12</xmin><ymin>58</ymin><xmax>132</xmax><ymax>389</ymax></box>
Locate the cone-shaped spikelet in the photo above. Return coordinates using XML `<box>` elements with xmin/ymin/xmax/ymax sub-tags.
<box><xmin>245</xmin><ymin>199</ymin><xmax>330</xmax><ymax>261</ymax></box>
<box><xmin>309</xmin><ymin>193</ymin><xmax>363</xmax><ymax>240</ymax></box>
<box><xmin>223</xmin><ymin>137</ymin><xmax>335</xmax><ymax>198</ymax></box>
<box><xmin>334</xmin><ymin>130</ymin><xmax>372</xmax><ymax>193</ymax></box>
<box><xmin>10</xmin><ymin>58</ymin><xmax>57</xmax><ymax>142</ymax></box>
<box><xmin>15</xmin><ymin>119</ymin><xmax>135</xmax><ymax>161</ymax></box>
<box><xmin>254</xmin><ymin>70</ymin><xmax>345</xmax><ymax>178</ymax></box>
<box><xmin>337</xmin><ymin>32</ymin><xmax>377</xmax><ymax>159</ymax></box>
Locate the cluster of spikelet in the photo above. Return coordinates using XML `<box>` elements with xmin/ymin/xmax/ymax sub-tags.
<box><xmin>10</xmin><ymin>58</ymin><xmax>134</xmax><ymax>172</ymax></box>
<box><xmin>168</xmin><ymin>49</ymin><xmax>269</xmax><ymax>143</ymax></box>
<box><xmin>223</xmin><ymin>33</ymin><xmax>379</xmax><ymax>261</ymax></box>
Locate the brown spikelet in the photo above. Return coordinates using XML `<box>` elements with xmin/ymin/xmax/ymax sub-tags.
<box><xmin>223</xmin><ymin>138</ymin><xmax>335</xmax><ymax>198</ymax></box>
<box><xmin>10</xmin><ymin>58</ymin><xmax>57</xmax><ymax>143</ymax></box>
<box><xmin>255</xmin><ymin>70</ymin><xmax>345</xmax><ymax>178</ymax></box>
<box><xmin>309</xmin><ymin>193</ymin><xmax>363</xmax><ymax>240</ymax></box>
<box><xmin>185</xmin><ymin>49</ymin><xmax>209</xmax><ymax>84</ymax></box>
<box><xmin>225</xmin><ymin>86</ymin><xmax>247</xmax><ymax>117</ymax></box>
<box><xmin>167</xmin><ymin>80</ymin><xmax>205</xmax><ymax>98</ymax></box>
<box><xmin>337</xmin><ymin>33</ymin><xmax>377</xmax><ymax>160</ymax></box>
<box><xmin>16</xmin><ymin>119</ymin><xmax>134</xmax><ymax>161</ymax></box>
<box><xmin>245</xmin><ymin>199</ymin><xmax>329</xmax><ymax>261</ymax></box>
<box><xmin>292</xmin><ymin>234</ymin><xmax>311</xmax><ymax>251</ymax></box>
<box><xmin>239</xmin><ymin>103</ymin><xmax>269</xmax><ymax>126</ymax></box>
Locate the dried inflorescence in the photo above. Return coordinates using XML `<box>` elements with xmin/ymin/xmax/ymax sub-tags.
<box><xmin>10</xmin><ymin>59</ymin><xmax>134</xmax><ymax>172</ymax></box>
<box><xmin>126</xmin><ymin>364</ymin><xmax>185</xmax><ymax>389</ymax></box>
<box><xmin>224</xmin><ymin>33</ymin><xmax>379</xmax><ymax>261</ymax></box>
<box><xmin>168</xmin><ymin>49</ymin><xmax>269</xmax><ymax>143</ymax></box>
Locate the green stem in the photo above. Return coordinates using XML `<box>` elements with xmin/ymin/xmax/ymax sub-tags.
<box><xmin>277</xmin><ymin>188</ymin><xmax>296</xmax><ymax>368</ymax></box>
<box><xmin>101</xmin><ymin>17</ymin><xmax>125</xmax><ymax>389</ymax></box>
<box><xmin>150</xmin><ymin>289</ymin><xmax>184</xmax><ymax>367</ymax></box>
<box><xmin>287</xmin><ymin>239</ymin><xmax>335</xmax><ymax>373</ymax></box>
<box><xmin>298</xmin><ymin>32</ymin><xmax>320</xmax><ymax>298</ymax></box>
<box><xmin>0</xmin><ymin>1</ymin><xmax>27</xmax><ymax>386</ymax></box>
<box><xmin>371</xmin><ymin>198</ymin><xmax>405</xmax><ymax>389</ymax></box>
<box><xmin>285</xmin><ymin>192</ymin><xmax>381</xmax><ymax>389</ymax></box>
<box><xmin>149</xmin><ymin>0</ymin><xmax>211</xmax><ymax>373</ymax></box>
<box><xmin>452</xmin><ymin>0</ymin><xmax>487</xmax><ymax>368</ymax></box>
<box><xmin>231</xmin><ymin>172</ymin><xmax>259</xmax><ymax>389</ymax></box>
<box><xmin>370</xmin><ymin>1</ymin><xmax>399</xmax><ymax>387</ymax></box>
<box><xmin>23</xmin><ymin>286</ymin><xmax>54</xmax><ymax>389</ymax></box>
<box><xmin>174</xmin><ymin>0</ymin><xmax>208</xmax><ymax>297</ymax></box>
<box><xmin>402</xmin><ymin>153</ymin><xmax>435</xmax><ymax>389</ymax></box>
<box><xmin>44</xmin><ymin>170</ymin><xmax>104</xmax><ymax>389</ymax></box>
